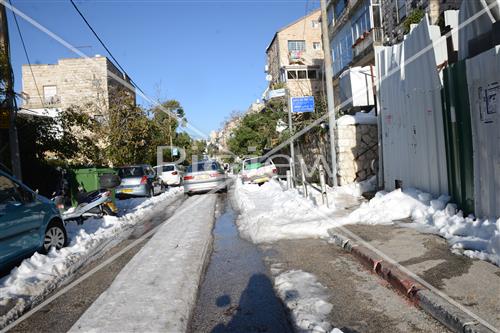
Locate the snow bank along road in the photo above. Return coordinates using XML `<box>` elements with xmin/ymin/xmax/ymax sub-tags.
<box><xmin>69</xmin><ymin>194</ymin><xmax>217</xmax><ymax>332</ymax></box>
<box><xmin>0</xmin><ymin>189</ymin><xmax>184</xmax><ymax>331</ymax></box>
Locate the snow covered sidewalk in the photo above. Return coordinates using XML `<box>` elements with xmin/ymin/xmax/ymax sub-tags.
<box><xmin>69</xmin><ymin>194</ymin><xmax>217</xmax><ymax>333</ymax></box>
<box><xmin>234</xmin><ymin>180</ymin><xmax>500</xmax><ymax>267</ymax></box>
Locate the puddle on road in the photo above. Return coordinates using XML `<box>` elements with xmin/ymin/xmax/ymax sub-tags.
<box><xmin>189</xmin><ymin>193</ymin><xmax>293</xmax><ymax>333</ymax></box>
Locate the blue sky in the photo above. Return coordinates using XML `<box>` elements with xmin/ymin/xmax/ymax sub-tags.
<box><xmin>8</xmin><ymin>0</ymin><xmax>319</xmax><ymax>138</ymax></box>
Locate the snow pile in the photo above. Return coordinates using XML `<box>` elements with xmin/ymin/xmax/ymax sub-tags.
<box><xmin>234</xmin><ymin>178</ymin><xmax>367</xmax><ymax>243</ymax></box>
<box><xmin>331</xmin><ymin>176</ymin><xmax>377</xmax><ymax>197</ymax></box>
<box><xmin>345</xmin><ymin>188</ymin><xmax>500</xmax><ymax>266</ymax></box>
<box><xmin>274</xmin><ymin>270</ymin><xmax>342</xmax><ymax>333</ymax></box>
<box><xmin>234</xmin><ymin>181</ymin><xmax>339</xmax><ymax>243</ymax></box>
<box><xmin>337</xmin><ymin>110</ymin><xmax>377</xmax><ymax>126</ymax></box>
<box><xmin>0</xmin><ymin>188</ymin><xmax>183</xmax><ymax>328</ymax></box>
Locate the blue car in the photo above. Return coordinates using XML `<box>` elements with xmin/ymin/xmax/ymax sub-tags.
<box><xmin>0</xmin><ymin>170</ymin><xmax>67</xmax><ymax>269</ymax></box>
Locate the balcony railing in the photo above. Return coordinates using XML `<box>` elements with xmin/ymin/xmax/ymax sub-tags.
<box><xmin>24</xmin><ymin>95</ymin><xmax>61</xmax><ymax>108</ymax></box>
<box><xmin>352</xmin><ymin>27</ymin><xmax>383</xmax><ymax>60</ymax></box>
<box><xmin>44</xmin><ymin>95</ymin><xmax>61</xmax><ymax>106</ymax></box>
<box><xmin>289</xmin><ymin>50</ymin><xmax>306</xmax><ymax>64</ymax></box>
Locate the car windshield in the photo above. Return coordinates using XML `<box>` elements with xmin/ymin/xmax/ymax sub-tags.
<box><xmin>187</xmin><ymin>162</ymin><xmax>218</xmax><ymax>173</ymax></box>
<box><xmin>118</xmin><ymin>167</ymin><xmax>144</xmax><ymax>178</ymax></box>
<box><xmin>162</xmin><ymin>165</ymin><xmax>175</xmax><ymax>172</ymax></box>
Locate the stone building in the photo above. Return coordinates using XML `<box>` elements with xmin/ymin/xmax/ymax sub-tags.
<box><xmin>381</xmin><ymin>0</ymin><xmax>462</xmax><ymax>45</ymax></box>
<box><xmin>265</xmin><ymin>9</ymin><xmax>324</xmax><ymax>98</ymax></box>
<box><xmin>21</xmin><ymin>55</ymin><xmax>135</xmax><ymax>117</ymax></box>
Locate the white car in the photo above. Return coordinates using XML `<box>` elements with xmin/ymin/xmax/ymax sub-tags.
<box><xmin>154</xmin><ymin>164</ymin><xmax>184</xmax><ymax>186</ymax></box>
<box><xmin>240</xmin><ymin>157</ymin><xmax>277</xmax><ymax>185</ymax></box>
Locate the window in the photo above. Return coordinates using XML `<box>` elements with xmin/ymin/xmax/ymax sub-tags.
<box><xmin>288</xmin><ymin>40</ymin><xmax>306</xmax><ymax>52</ymax></box>
<box><xmin>287</xmin><ymin>69</ymin><xmax>318</xmax><ymax>80</ymax></box>
<box><xmin>327</xmin><ymin>5</ymin><xmax>335</xmax><ymax>26</ymax></box>
<box><xmin>0</xmin><ymin>175</ymin><xmax>21</xmax><ymax>204</ymax></box>
<box><xmin>331</xmin><ymin>23</ymin><xmax>353</xmax><ymax>75</ymax></box>
<box><xmin>313</xmin><ymin>42</ymin><xmax>321</xmax><ymax>50</ymax></box>
<box><xmin>118</xmin><ymin>167</ymin><xmax>145</xmax><ymax>178</ymax></box>
<box><xmin>352</xmin><ymin>2</ymin><xmax>371</xmax><ymax>41</ymax></box>
<box><xmin>334</xmin><ymin>0</ymin><xmax>347</xmax><ymax>19</ymax></box>
<box><xmin>397</xmin><ymin>0</ymin><xmax>407</xmax><ymax>22</ymax></box>
<box><xmin>311</xmin><ymin>20</ymin><xmax>319</xmax><ymax>28</ymax></box>
<box><xmin>162</xmin><ymin>165</ymin><xmax>175</xmax><ymax>172</ymax></box>
<box><xmin>307</xmin><ymin>70</ymin><xmax>318</xmax><ymax>80</ymax></box>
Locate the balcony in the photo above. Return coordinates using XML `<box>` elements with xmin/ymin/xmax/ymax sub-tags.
<box><xmin>24</xmin><ymin>95</ymin><xmax>61</xmax><ymax>109</ymax></box>
<box><xmin>289</xmin><ymin>51</ymin><xmax>306</xmax><ymax>65</ymax></box>
<box><xmin>352</xmin><ymin>27</ymin><xmax>383</xmax><ymax>61</ymax></box>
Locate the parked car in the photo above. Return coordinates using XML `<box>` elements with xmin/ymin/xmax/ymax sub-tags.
<box><xmin>241</xmin><ymin>157</ymin><xmax>277</xmax><ymax>185</ymax></box>
<box><xmin>116</xmin><ymin>165</ymin><xmax>164</xmax><ymax>198</ymax></box>
<box><xmin>0</xmin><ymin>170</ymin><xmax>67</xmax><ymax>270</ymax></box>
<box><xmin>154</xmin><ymin>164</ymin><xmax>184</xmax><ymax>186</ymax></box>
<box><xmin>183</xmin><ymin>161</ymin><xmax>227</xmax><ymax>195</ymax></box>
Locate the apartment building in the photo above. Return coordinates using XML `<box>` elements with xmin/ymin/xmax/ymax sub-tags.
<box><xmin>265</xmin><ymin>9</ymin><xmax>324</xmax><ymax>98</ymax></box>
<box><xmin>326</xmin><ymin>0</ymin><xmax>383</xmax><ymax>113</ymax></box>
<box><xmin>381</xmin><ymin>0</ymin><xmax>462</xmax><ymax>45</ymax></box>
<box><xmin>21</xmin><ymin>55</ymin><xmax>135</xmax><ymax>117</ymax></box>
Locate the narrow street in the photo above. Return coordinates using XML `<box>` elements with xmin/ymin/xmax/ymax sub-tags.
<box><xmin>189</xmin><ymin>193</ymin><xmax>293</xmax><ymax>333</ymax></box>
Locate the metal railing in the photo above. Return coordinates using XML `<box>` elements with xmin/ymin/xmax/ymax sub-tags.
<box><xmin>285</xmin><ymin>156</ymin><xmax>329</xmax><ymax>207</ymax></box>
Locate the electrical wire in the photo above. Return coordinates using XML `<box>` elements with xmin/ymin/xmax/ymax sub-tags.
<box><xmin>69</xmin><ymin>0</ymin><xmax>147</xmax><ymax>97</ymax></box>
<box><xmin>8</xmin><ymin>0</ymin><xmax>44</xmax><ymax>107</ymax></box>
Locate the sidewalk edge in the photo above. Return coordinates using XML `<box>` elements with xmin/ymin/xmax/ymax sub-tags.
<box><xmin>327</xmin><ymin>229</ymin><xmax>496</xmax><ymax>333</ymax></box>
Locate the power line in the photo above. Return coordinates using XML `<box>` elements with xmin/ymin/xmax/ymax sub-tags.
<box><xmin>69</xmin><ymin>0</ymin><xmax>147</xmax><ymax>97</ymax></box>
<box><xmin>8</xmin><ymin>0</ymin><xmax>44</xmax><ymax>107</ymax></box>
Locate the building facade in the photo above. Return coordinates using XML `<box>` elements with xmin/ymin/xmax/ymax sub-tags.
<box><xmin>381</xmin><ymin>0</ymin><xmax>462</xmax><ymax>45</ymax></box>
<box><xmin>21</xmin><ymin>55</ymin><xmax>135</xmax><ymax>117</ymax></box>
<box><xmin>265</xmin><ymin>9</ymin><xmax>324</xmax><ymax>98</ymax></box>
<box><xmin>326</xmin><ymin>0</ymin><xmax>383</xmax><ymax>113</ymax></box>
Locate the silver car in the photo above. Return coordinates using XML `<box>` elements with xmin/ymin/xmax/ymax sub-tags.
<box><xmin>116</xmin><ymin>165</ymin><xmax>164</xmax><ymax>198</ymax></box>
<box><xmin>183</xmin><ymin>161</ymin><xmax>227</xmax><ymax>195</ymax></box>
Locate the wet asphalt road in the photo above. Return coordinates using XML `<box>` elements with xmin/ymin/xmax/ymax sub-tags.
<box><xmin>6</xmin><ymin>195</ymin><xmax>185</xmax><ymax>333</ymax></box>
<box><xmin>189</xmin><ymin>193</ymin><xmax>293</xmax><ymax>333</ymax></box>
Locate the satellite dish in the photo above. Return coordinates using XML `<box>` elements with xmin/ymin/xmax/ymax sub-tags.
<box><xmin>265</xmin><ymin>74</ymin><xmax>273</xmax><ymax>81</ymax></box>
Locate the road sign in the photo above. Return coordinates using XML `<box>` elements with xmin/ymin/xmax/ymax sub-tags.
<box><xmin>291</xmin><ymin>96</ymin><xmax>315</xmax><ymax>113</ymax></box>
<box><xmin>266</xmin><ymin>88</ymin><xmax>286</xmax><ymax>100</ymax></box>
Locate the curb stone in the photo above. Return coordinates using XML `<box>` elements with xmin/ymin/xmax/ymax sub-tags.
<box><xmin>327</xmin><ymin>229</ymin><xmax>496</xmax><ymax>333</ymax></box>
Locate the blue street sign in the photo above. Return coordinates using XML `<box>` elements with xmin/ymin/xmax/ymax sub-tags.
<box><xmin>291</xmin><ymin>96</ymin><xmax>315</xmax><ymax>113</ymax></box>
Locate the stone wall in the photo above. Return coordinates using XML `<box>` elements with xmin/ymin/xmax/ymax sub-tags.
<box><xmin>335</xmin><ymin>123</ymin><xmax>378</xmax><ymax>185</ymax></box>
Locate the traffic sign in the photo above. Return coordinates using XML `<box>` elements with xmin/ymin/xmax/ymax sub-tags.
<box><xmin>291</xmin><ymin>96</ymin><xmax>315</xmax><ymax>113</ymax></box>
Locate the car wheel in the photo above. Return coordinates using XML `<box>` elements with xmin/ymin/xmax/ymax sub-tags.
<box><xmin>43</xmin><ymin>220</ymin><xmax>67</xmax><ymax>253</ymax></box>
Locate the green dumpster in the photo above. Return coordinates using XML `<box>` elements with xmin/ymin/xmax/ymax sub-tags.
<box><xmin>69</xmin><ymin>167</ymin><xmax>118</xmax><ymax>206</ymax></box>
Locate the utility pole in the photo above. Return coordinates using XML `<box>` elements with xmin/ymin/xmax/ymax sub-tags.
<box><xmin>0</xmin><ymin>3</ymin><xmax>22</xmax><ymax>180</ymax></box>
<box><xmin>320</xmin><ymin>0</ymin><xmax>337</xmax><ymax>186</ymax></box>
<box><xmin>286</xmin><ymin>87</ymin><xmax>295</xmax><ymax>185</ymax></box>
